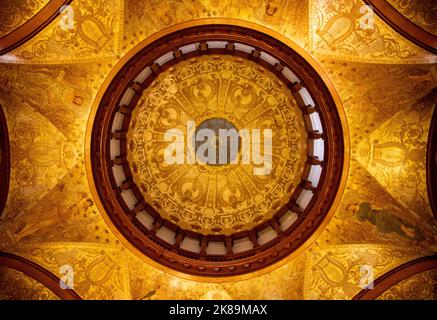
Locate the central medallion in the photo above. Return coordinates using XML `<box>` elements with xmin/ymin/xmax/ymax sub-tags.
<box><xmin>195</xmin><ymin>118</ymin><xmax>240</xmax><ymax>166</ymax></box>
<box><xmin>127</xmin><ymin>55</ymin><xmax>308</xmax><ymax>235</ymax></box>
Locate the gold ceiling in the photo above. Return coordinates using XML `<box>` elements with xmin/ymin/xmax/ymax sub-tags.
<box><xmin>387</xmin><ymin>0</ymin><xmax>437</xmax><ymax>36</ymax></box>
<box><xmin>0</xmin><ymin>0</ymin><xmax>436</xmax><ymax>300</ymax></box>
<box><xmin>376</xmin><ymin>269</ymin><xmax>437</xmax><ymax>300</ymax></box>
<box><xmin>0</xmin><ymin>0</ymin><xmax>50</xmax><ymax>37</ymax></box>
<box><xmin>127</xmin><ymin>54</ymin><xmax>307</xmax><ymax>235</ymax></box>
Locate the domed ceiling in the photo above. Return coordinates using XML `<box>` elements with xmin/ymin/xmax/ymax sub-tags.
<box><xmin>128</xmin><ymin>54</ymin><xmax>307</xmax><ymax>236</ymax></box>
<box><xmin>0</xmin><ymin>0</ymin><xmax>436</xmax><ymax>300</ymax></box>
<box><xmin>88</xmin><ymin>23</ymin><xmax>346</xmax><ymax>276</ymax></box>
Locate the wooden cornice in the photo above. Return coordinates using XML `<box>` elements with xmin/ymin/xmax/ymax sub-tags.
<box><xmin>0</xmin><ymin>252</ymin><xmax>82</xmax><ymax>300</ymax></box>
<box><xmin>363</xmin><ymin>0</ymin><xmax>437</xmax><ymax>53</ymax></box>
<box><xmin>0</xmin><ymin>105</ymin><xmax>9</xmax><ymax>217</ymax></box>
<box><xmin>90</xmin><ymin>24</ymin><xmax>345</xmax><ymax>277</ymax></box>
<box><xmin>426</xmin><ymin>88</ymin><xmax>437</xmax><ymax>219</ymax></box>
<box><xmin>0</xmin><ymin>0</ymin><xmax>73</xmax><ymax>56</ymax></box>
<box><xmin>353</xmin><ymin>255</ymin><xmax>437</xmax><ymax>300</ymax></box>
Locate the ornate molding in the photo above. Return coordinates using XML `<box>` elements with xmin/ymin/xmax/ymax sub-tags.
<box><xmin>0</xmin><ymin>0</ymin><xmax>72</xmax><ymax>55</ymax></box>
<box><xmin>89</xmin><ymin>21</ymin><xmax>347</xmax><ymax>277</ymax></box>
<box><xmin>427</xmin><ymin>88</ymin><xmax>437</xmax><ymax>219</ymax></box>
<box><xmin>0</xmin><ymin>252</ymin><xmax>82</xmax><ymax>300</ymax></box>
<box><xmin>353</xmin><ymin>255</ymin><xmax>437</xmax><ymax>300</ymax></box>
<box><xmin>0</xmin><ymin>105</ymin><xmax>10</xmax><ymax>217</ymax></box>
<box><xmin>363</xmin><ymin>0</ymin><xmax>437</xmax><ymax>53</ymax></box>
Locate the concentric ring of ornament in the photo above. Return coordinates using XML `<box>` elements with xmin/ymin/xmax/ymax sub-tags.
<box><xmin>126</xmin><ymin>54</ymin><xmax>309</xmax><ymax>236</ymax></box>
<box><xmin>90</xmin><ymin>24</ymin><xmax>344</xmax><ymax>277</ymax></box>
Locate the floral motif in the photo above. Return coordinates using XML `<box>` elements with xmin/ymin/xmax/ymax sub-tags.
<box><xmin>127</xmin><ymin>55</ymin><xmax>307</xmax><ymax>235</ymax></box>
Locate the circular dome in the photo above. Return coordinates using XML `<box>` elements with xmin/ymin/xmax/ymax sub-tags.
<box><xmin>126</xmin><ymin>54</ymin><xmax>308</xmax><ymax>236</ymax></box>
<box><xmin>89</xmin><ymin>23</ymin><xmax>345</xmax><ymax>277</ymax></box>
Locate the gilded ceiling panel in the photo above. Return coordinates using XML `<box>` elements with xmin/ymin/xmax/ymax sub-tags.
<box><xmin>0</xmin><ymin>0</ymin><xmax>50</xmax><ymax>37</ymax></box>
<box><xmin>321</xmin><ymin>63</ymin><xmax>436</xmax><ymax>211</ymax></box>
<box><xmin>0</xmin><ymin>0</ymin><xmax>435</xmax><ymax>300</ymax></box>
<box><xmin>127</xmin><ymin>248</ymin><xmax>307</xmax><ymax>300</ymax></box>
<box><xmin>309</xmin><ymin>0</ymin><xmax>437</xmax><ymax>64</ymax></box>
<box><xmin>0</xmin><ymin>266</ymin><xmax>59</xmax><ymax>300</ymax></box>
<box><xmin>355</xmin><ymin>98</ymin><xmax>434</xmax><ymax>223</ymax></box>
<box><xmin>0</xmin><ymin>61</ymin><xmax>115</xmax><ymax>247</ymax></box>
<box><xmin>0</xmin><ymin>243</ymin><xmax>131</xmax><ymax>300</ymax></box>
<box><xmin>123</xmin><ymin>0</ymin><xmax>309</xmax><ymax>53</ymax></box>
<box><xmin>1</xmin><ymin>1</ymin><xmax>435</xmax><ymax>65</ymax></box>
<box><xmin>313</xmin><ymin>61</ymin><xmax>437</xmax><ymax>251</ymax></box>
<box><xmin>376</xmin><ymin>269</ymin><xmax>437</xmax><ymax>300</ymax></box>
<box><xmin>302</xmin><ymin>244</ymin><xmax>433</xmax><ymax>300</ymax></box>
<box><xmin>0</xmin><ymin>0</ymin><xmax>124</xmax><ymax>64</ymax></box>
<box><xmin>0</xmin><ymin>101</ymin><xmax>80</xmax><ymax>221</ymax></box>
<box><xmin>318</xmin><ymin>157</ymin><xmax>437</xmax><ymax>253</ymax></box>
<box><xmin>322</xmin><ymin>62</ymin><xmax>436</xmax><ymax>132</ymax></box>
<box><xmin>387</xmin><ymin>0</ymin><xmax>437</xmax><ymax>36</ymax></box>
<box><xmin>0</xmin><ymin>62</ymin><xmax>106</xmax><ymax>221</ymax></box>
<box><xmin>0</xmin><ymin>241</ymin><xmax>431</xmax><ymax>299</ymax></box>
<box><xmin>0</xmin><ymin>163</ymin><xmax>118</xmax><ymax>246</ymax></box>
<box><xmin>0</xmin><ymin>63</ymin><xmax>101</xmax><ymax>140</ymax></box>
<box><xmin>1</xmin><ymin>0</ymin><xmax>308</xmax><ymax>64</ymax></box>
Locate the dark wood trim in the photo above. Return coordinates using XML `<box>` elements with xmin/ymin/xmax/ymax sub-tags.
<box><xmin>0</xmin><ymin>252</ymin><xmax>82</xmax><ymax>300</ymax></box>
<box><xmin>110</xmin><ymin>46</ymin><xmax>321</xmax><ymax>242</ymax></box>
<box><xmin>427</xmin><ymin>88</ymin><xmax>437</xmax><ymax>219</ymax></box>
<box><xmin>0</xmin><ymin>105</ymin><xmax>10</xmax><ymax>217</ymax></box>
<box><xmin>362</xmin><ymin>0</ymin><xmax>437</xmax><ymax>53</ymax></box>
<box><xmin>0</xmin><ymin>0</ymin><xmax>73</xmax><ymax>56</ymax></box>
<box><xmin>353</xmin><ymin>255</ymin><xmax>437</xmax><ymax>300</ymax></box>
<box><xmin>90</xmin><ymin>24</ymin><xmax>345</xmax><ymax>277</ymax></box>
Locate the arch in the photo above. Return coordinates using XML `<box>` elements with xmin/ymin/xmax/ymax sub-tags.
<box><xmin>427</xmin><ymin>88</ymin><xmax>437</xmax><ymax>219</ymax></box>
<box><xmin>353</xmin><ymin>255</ymin><xmax>437</xmax><ymax>300</ymax></box>
<box><xmin>0</xmin><ymin>104</ymin><xmax>10</xmax><ymax>216</ymax></box>
<box><xmin>0</xmin><ymin>0</ymin><xmax>72</xmax><ymax>55</ymax></box>
<box><xmin>363</xmin><ymin>0</ymin><xmax>437</xmax><ymax>53</ymax></box>
<box><xmin>0</xmin><ymin>252</ymin><xmax>82</xmax><ymax>300</ymax></box>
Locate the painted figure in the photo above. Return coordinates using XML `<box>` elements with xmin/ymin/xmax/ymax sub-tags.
<box><xmin>346</xmin><ymin>202</ymin><xmax>423</xmax><ymax>241</ymax></box>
